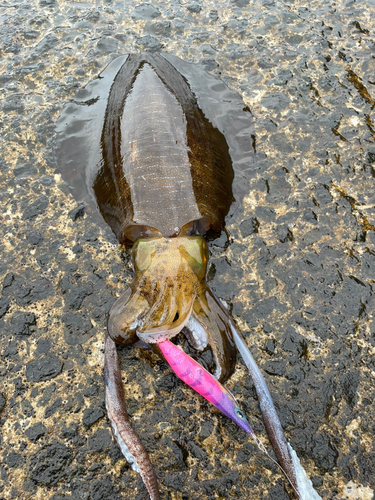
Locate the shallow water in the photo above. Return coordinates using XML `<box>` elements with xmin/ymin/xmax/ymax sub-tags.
<box><xmin>1</xmin><ymin>1</ymin><xmax>375</xmax><ymax>499</ymax></box>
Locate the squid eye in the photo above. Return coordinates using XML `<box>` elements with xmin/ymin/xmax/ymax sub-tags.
<box><xmin>180</xmin><ymin>237</ymin><xmax>208</xmax><ymax>280</ymax></box>
<box><xmin>133</xmin><ymin>239</ymin><xmax>155</xmax><ymax>272</ymax></box>
<box><xmin>235</xmin><ymin>409</ymin><xmax>245</xmax><ymax>420</ymax></box>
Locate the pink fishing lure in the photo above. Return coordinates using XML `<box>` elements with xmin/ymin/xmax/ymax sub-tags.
<box><xmin>158</xmin><ymin>340</ymin><xmax>255</xmax><ymax>436</ymax></box>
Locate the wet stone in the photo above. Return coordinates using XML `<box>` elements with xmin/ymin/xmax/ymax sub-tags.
<box><xmin>27</xmin><ymin>231</ymin><xmax>43</xmax><ymax>245</ymax></box>
<box><xmin>366</xmin><ymin>147</ymin><xmax>375</xmax><ymax>164</ymax></box>
<box><xmin>138</xmin><ymin>35</ymin><xmax>162</xmax><ymax>51</ymax></box>
<box><xmin>2</xmin><ymin>99</ymin><xmax>25</xmax><ymax>113</ymax></box>
<box><xmin>13</xmin><ymin>162</ymin><xmax>37</xmax><ymax>179</ymax></box>
<box><xmin>266</xmin><ymin>169</ymin><xmax>291</xmax><ymax>201</ymax></box>
<box><xmin>198</xmin><ymin>420</ymin><xmax>214</xmax><ymax>439</ymax></box>
<box><xmin>4</xmin><ymin>339</ymin><xmax>18</xmax><ymax>358</ymax></box>
<box><xmin>269</xmin><ymin>132</ymin><xmax>294</xmax><ymax>154</ymax></box>
<box><xmin>144</xmin><ymin>20</ymin><xmax>171</xmax><ymax>37</ymax></box>
<box><xmin>37</xmin><ymin>254</ymin><xmax>50</xmax><ymax>267</ymax></box>
<box><xmin>25</xmin><ymin>355</ymin><xmax>63</xmax><ymax>382</ymax></box>
<box><xmin>83</xmin><ymin>384</ymin><xmax>99</xmax><ymax>397</ymax></box>
<box><xmin>313</xmin><ymin>184</ymin><xmax>333</xmax><ymax>205</ymax></box>
<box><xmin>267</xmin><ymin>481</ymin><xmax>290</xmax><ymax>500</ymax></box>
<box><xmin>242</xmin><ymin>296</ymin><xmax>287</xmax><ymax>326</ymax></box>
<box><xmin>236</xmin><ymin>448</ymin><xmax>251</xmax><ymax>465</ymax></box>
<box><xmin>13</xmin><ymin>278</ymin><xmax>54</xmax><ymax>306</ymax></box>
<box><xmin>90</xmin><ymin>477</ymin><xmax>121</xmax><ymax>500</ymax></box>
<box><xmin>156</xmin><ymin>373</ymin><xmax>177</xmax><ymax>391</ymax></box>
<box><xmin>97</xmin><ymin>37</ymin><xmax>119</xmax><ymax>53</ymax></box>
<box><xmin>45</xmin><ymin>397</ymin><xmax>62</xmax><ymax>418</ymax></box>
<box><xmin>83</xmin><ymin>408</ymin><xmax>105</xmax><ymax>428</ymax></box>
<box><xmin>240</xmin><ymin>216</ymin><xmax>259</xmax><ymax>237</ymax></box>
<box><xmin>28</xmin><ymin>443</ymin><xmax>73</xmax><ymax>485</ymax></box>
<box><xmin>340</xmin><ymin>371</ymin><xmax>359</xmax><ymax>409</ymax></box>
<box><xmin>33</xmin><ymin>34</ymin><xmax>59</xmax><ymax>56</ymax></box>
<box><xmin>0</xmin><ymin>297</ymin><xmax>10</xmax><ymax>319</ymax></box>
<box><xmin>187</xmin><ymin>3</ymin><xmax>202</xmax><ymax>14</ymax></box>
<box><xmin>303</xmin><ymin>209</ymin><xmax>318</xmax><ymax>223</ymax></box>
<box><xmin>262</xmin><ymin>359</ymin><xmax>286</xmax><ymax>377</ymax></box>
<box><xmin>82</xmin><ymin>227</ymin><xmax>98</xmax><ymax>242</ymax></box>
<box><xmin>68</xmin><ymin>205</ymin><xmax>85</xmax><ymax>221</ymax></box>
<box><xmin>5</xmin><ymin>451</ymin><xmax>23</xmax><ymax>468</ymax></box>
<box><xmin>38</xmin><ymin>176</ymin><xmax>55</xmax><ymax>187</ymax></box>
<box><xmin>311</xmin><ymin>432</ymin><xmax>338</xmax><ymax>472</ymax></box>
<box><xmin>231</xmin><ymin>0</ymin><xmax>249</xmax><ymax>6</ymax></box>
<box><xmin>22</xmin><ymin>195</ymin><xmax>49</xmax><ymax>219</ymax></box>
<box><xmin>10</xmin><ymin>312</ymin><xmax>36</xmax><ymax>336</ymax></box>
<box><xmin>255</xmin><ymin>205</ymin><xmax>276</xmax><ymax>223</ymax></box>
<box><xmin>22</xmin><ymin>477</ymin><xmax>37</xmax><ymax>493</ymax></box>
<box><xmin>260</xmin><ymin>92</ymin><xmax>291</xmax><ymax>111</ymax></box>
<box><xmin>187</xmin><ymin>441</ymin><xmax>207</xmax><ymax>460</ymax></box>
<box><xmin>12</xmin><ymin>377</ymin><xmax>28</xmax><ymax>397</ymax></box>
<box><xmin>24</xmin><ymin>422</ymin><xmax>47</xmax><ymax>442</ymax></box>
<box><xmin>36</xmin><ymin>339</ymin><xmax>51</xmax><ymax>354</ymax></box>
<box><xmin>263</xmin><ymin>338</ymin><xmax>276</xmax><ymax>355</ymax></box>
<box><xmin>276</xmin><ymin>224</ymin><xmax>293</xmax><ymax>243</ymax></box>
<box><xmin>72</xmin><ymin>244</ymin><xmax>82</xmax><ymax>254</ymax></box>
<box><xmin>108</xmin><ymin>443</ymin><xmax>123</xmax><ymax>464</ymax></box>
<box><xmin>65</xmin><ymin>283</ymin><xmax>94</xmax><ymax>310</ymax></box>
<box><xmin>132</xmin><ymin>3</ymin><xmax>161</xmax><ymax>20</ymax></box>
<box><xmin>88</xmin><ymin>428</ymin><xmax>112</xmax><ymax>453</ymax></box>
<box><xmin>62</xmin><ymin>311</ymin><xmax>93</xmax><ymax>346</ymax></box>
<box><xmin>0</xmin><ymin>393</ymin><xmax>5</xmax><ymax>413</ymax></box>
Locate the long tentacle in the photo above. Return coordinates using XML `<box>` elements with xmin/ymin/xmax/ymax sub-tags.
<box><xmin>104</xmin><ymin>331</ymin><xmax>160</xmax><ymax>500</ymax></box>
<box><xmin>228</xmin><ymin>320</ymin><xmax>300</xmax><ymax>498</ymax></box>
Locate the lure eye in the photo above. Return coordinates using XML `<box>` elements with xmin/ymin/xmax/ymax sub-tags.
<box><xmin>235</xmin><ymin>409</ymin><xmax>245</xmax><ymax>420</ymax></box>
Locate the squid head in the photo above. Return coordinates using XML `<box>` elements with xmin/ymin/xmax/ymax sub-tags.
<box><xmin>107</xmin><ymin>235</ymin><xmax>236</xmax><ymax>382</ymax></box>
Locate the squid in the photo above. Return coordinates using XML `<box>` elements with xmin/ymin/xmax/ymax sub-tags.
<box><xmin>56</xmin><ymin>52</ymin><xmax>322</xmax><ymax>500</ymax></box>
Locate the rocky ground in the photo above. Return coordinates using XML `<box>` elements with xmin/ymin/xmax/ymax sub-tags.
<box><xmin>0</xmin><ymin>0</ymin><xmax>375</xmax><ymax>499</ymax></box>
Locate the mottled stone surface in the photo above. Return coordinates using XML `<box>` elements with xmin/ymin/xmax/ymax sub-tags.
<box><xmin>1</xmin><ymin>1</ymin><xmax>375</xmax><ymax>499</ymax></box>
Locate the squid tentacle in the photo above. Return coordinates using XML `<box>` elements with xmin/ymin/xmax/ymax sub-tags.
<box><xmin>228</xmin><ymin>319</ymin><xmax>301</xmax><ymax>498</ymax></box>
<box><xmin>104</xmin><ymin>331</ymin><xmax>160</xmax><ymax>500</ymax></box>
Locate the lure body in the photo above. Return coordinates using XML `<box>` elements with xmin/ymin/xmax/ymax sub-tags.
<box><xmin>158</xmin><ymin>340</ymin><xmax>255</xmax><ymax>436</ymax></box>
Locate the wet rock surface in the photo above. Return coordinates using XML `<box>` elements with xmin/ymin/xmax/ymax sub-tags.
<box><xmin>0</xmin><ymin>1</ymin><xmax>375</xmax><ymax>500</ymax></box>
